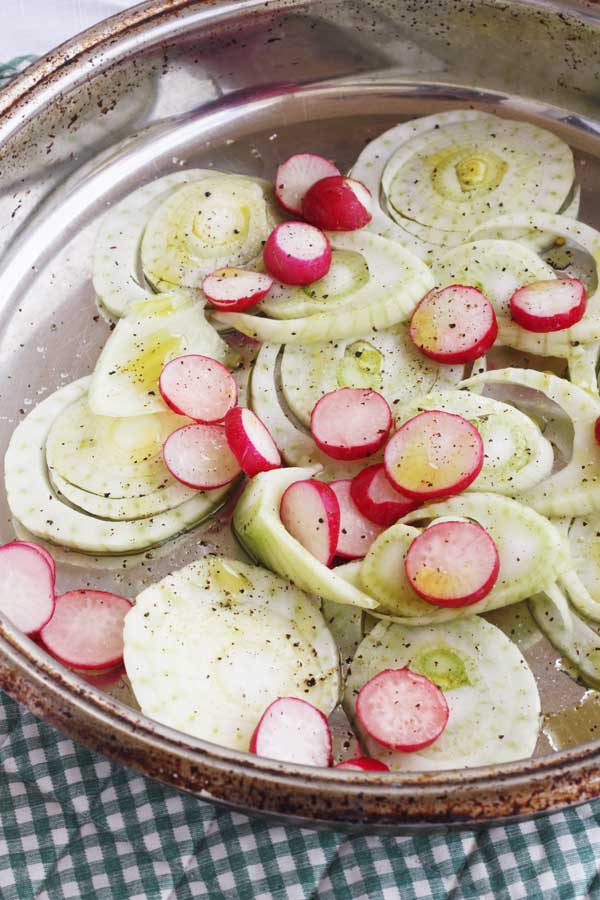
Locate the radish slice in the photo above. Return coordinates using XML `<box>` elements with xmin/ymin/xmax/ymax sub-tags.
<box><xmin>302</xmin><ymin>176</ymin><xmax>373</xmax><ymax>232</ymax></box>
<box><xmin>311</xmin><ymin>388</ymin><xmax>392</xmax><ymax>460</ymax></box>
<box><xmin>595</xmin><ymin>416</ymin><xmax>600</xmax><ymax>446</ymax></box>
<box><xmin>10</xmin><ymin>540</ymin><xmax>56</xmax><ymax>582</ymax></box>
<box><xmin>0</xmin><ymin>542</ymin><xmax>55</xmax><ymax>636</ymax></box>
<box><xmin>330</xmin><ymin>479</ymin><xmax>384</xmax><ymax>559</ymax></box>
<box><xmin>405</xmin><ymin>520</ymin><xmax>500</xmax><ymax>608</ymax></box>
<box><xmin>263</xmin><ymin>222</ymin><xmax>332</xmax><ymax>285</ymax></box>
<box><xmin>384</xmin><ymin>410</ymin><xmax>483</xmax><ymax>500</ymax></box>
<box><xmin>224</xmin><ymin>408</ymin><xmax>281</xmax><ymax>477</ymax></box>
<box><xmin>280</xmin><ymin>479</ymin><xmax>340</xmax><ymax>566</ymax></box>
<box><xmin>356</xmin><ymin>668</ymin><xmax>449</xmax><ymax>752</ymax></box>
<box><xmin>409</xmin><ymin>285</ymin><xmax>498</xmax><ymax>364</ymax></box>
<box><xmin>509</xmin><ymin>277</ymin><xmax>586</xmax><ymax>333</ymax></box>
<box><xmin>202</xmin><ymin>268</ymin><xmax>273</xmax><ymax>312</ymax></box>
<box><xmin>350</xmin><ymin>464</ymin><xmax>420</xmax><ymax>527</ymax></box>
<box><xmin>159</xmin><ymin>355</ymin><xmax>237</xmax><ymax>423</ymax></box>
<box><xmin>41</xmin><ymin>590</ymin><xmax>132</xmax><ymax>670</ymax></box>
<box><xmin>335</xmin><ymin>757</ymin><xmax>390</xmax><ymax>772</ymax></box>
<box><xmin>163</xmin><ymin>423</ymin><xmax>241</xmax><ymax>489</ymax></box>
<box><xmin>249</xmin><ymin>696</ymin><xmax>333</xmax><ymax>766</ymax></box>
<box><xmin>275</xmin><ymin>153</ymin><xmax>340</xmax><ymax>215</ymax></box>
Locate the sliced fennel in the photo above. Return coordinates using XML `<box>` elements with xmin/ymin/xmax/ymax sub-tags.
<box><xmin>360</xmin><ymin>493</ymin><xmax>567</xmax><ymax>623</ymax></box>
<box><xmin>561</xmin><ymin>517</ymin><xmax>600</xmax><ymax>623</ymax></box>
<box><xmin>463</xmin><ymin>368</ymin><xmax>600</xmax><ymax>516</ymax></box>
<box><xmin>530</xmin><ymin>590</ymin><xmax>600</xmax><ymax>689</ymax></box>
<box><xmin>88</xmin><ymin>289</ymin><xmax>228</xmax><ymax>417</ymax></box>
<box><xmin>321</xmin><ymin>597</ymin><xmax>366</xmax><ymax>674</ymax></box>
<box><xmin>141</xmin><ymin>174</ymin><xmax>279</xmax><ymax>290</ymax></box>
<box><xmin>211</xmin><ymin>235</ymin><xmax>434</xmax><ymax>344</ymax></box>
<box><xmin>395</xmin><ymin>389</ymin><xmax>553</xmax><ymax>495</ymax></box>
<box><xmin>344</xmin><ymin>617</ymin><xmax>540</xmax><ymax>770</ymax></box>
<box><xmin>280</xmin><ymin>326</ymin><xmax>462</xmax><ymax>429</ymax></box>
<box><xmin>124</xmin><ymin>557</ymin><xmax>340</xmax><ymax>750</ymax></box>
<box><xmin>5</xmin><ymin>380</ymin><xmax>230</xmax><ymax>554</ymax></box>
<box><xmin>93</xmin><ymin>169</ymin><xmax>213</xmax><ymax>318</ymax></box>
<box><xmin>232</xmin><ymin>467</ymin><xmax>378</xmax><ymax>610</ymax></box>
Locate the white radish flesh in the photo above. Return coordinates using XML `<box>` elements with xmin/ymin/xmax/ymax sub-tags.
<box><xmin>384</xmin><ymin>410</ymin><xmax>483</xmax><ymax>500</ymax></box>
<box><xmin>275</xmin><ymin>153</ymin><xmax>340</xmax><ymax>214</ymax></box>
<box><xmin>350</xmin><ymin>463</ymin><xmax>420</xmax><ymax>527</ymax></box>
<box><xmin>330</xmin><ymin>479</ymin><xmax>384</xmax><ymax>559</ymax></box>
<box><xmin>302</xmin><ymin>176</ymin><xmax>373</xmax><ymax>231</ymax></box>
<box><xmin>405</xmin><ymin>521</ymin><xmax>500</xmax><ymax>607</ymax></box>
<box><xmin>163</xmin><ymin>423</ymin><xmax>241</xmax><ymax>489</ymax></box>
<box><xmin>41</xmin><ymin>590</ymin><xmax>132</xmax><ymax>670</ymax></box>
<box><xmin>356</xmin><ymin>668</ymin><xmax>449</xmax><ymax>752</ymax></box>
<box><xmin>224</xmin><ymin>408</ymin><xmax>281</xmax><ymax>477</ymax></box>
<box><xmin>410</xmin><ymin>285</ymin><xmax>498</xmax><ymax>364</ymax></box>
<box><xmin>249</xmin><ymin>697</ymin><xmax>333</xmax><ymax>766</ymax></box>
<box><xmin>0</xmin><ymin>542</ymin><xmax>55</xmax><ymax>636</ymax></box>
<box><xmin>202</xmin><ymin>267</ymin><xmax>273</xmax><ymax>312</ymax></box>
<box><xmin>311</xmin><ymin>388</ymin><xmax>392</xmax><ymax>460</ymax></box>
<box><xmin>159</xmin><ymin>355</ymin><xmax>237</xmax><ymax>423</ymax></box>
<box><xmin>509</xmin><ymin>278</ymin><xmax>586</xmax><ymax>333</ymax></box>
<box><xmin>280</xmin><ymin>480</ymin><xmax>340</xmax><ymax>567</ymax></box>
<box><xmin>263</xmin><ymin>222</ymin><xmax>332</xmax><ymax>285</ymax></box>
<box><xmin>15</xmin><ymin>541</ymin><xmax>56</xmax><ymax>582</ymax></box>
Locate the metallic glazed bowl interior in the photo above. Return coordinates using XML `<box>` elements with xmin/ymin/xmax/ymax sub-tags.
<box><xmin>1</xmin><ymin>0</ymin><xmax>600</xmax><ymax>832</ymax></box>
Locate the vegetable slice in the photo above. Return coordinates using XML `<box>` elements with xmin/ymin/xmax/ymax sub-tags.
<box><xmin>163</xmin><ymin>423</ymin><xmax>241</xmax><ymax>489</ymax></box>
<box><xmin>356</xmin><ymin>667</ymin><xmax>449</xmax><ymax>751</ymax></box>
<box><xmin>405</xmin><ymin>521</ymin><xmax>499</xmax><ymax>607</ymax></box>
<box><xmin>510</xmin><ymin>278</ymin><xmax>587</xmax><ymax>333</ymax></box>
<box><xmin>344</xmin><ymin>617</ymin><xmax>540</xmax><ymax>770</ymax></box>
<box><xmin>330</xmin><ymin>479</ymin><xmax>384</xmax><ymax>559</ymax></box>
<box><xmin>311</xmin><ymin>388</ymin><xmax>392</xmax><ymax>460</ymax></box>
<box><xmin>350</xmin><ymin>464</ymin><xmax>419</xmax><ymax>527</ymax></box>
<box><xmin>224</xmin><ymin>407</ymin><xmax>281</xmax><ymax>477</ymax></box>
<box><xmin>0</xmin><ymin>542</ymin><xmax>55</xmax><ymax>636</ymax></box>
<box><xmin>335</xmin><ymin>758</ymin><xmax>390</xmax><ymax>772</ymax></box>
<box><xmin>530</xmin><ymin>590</ymin><xmax>600</xmax><ymax>689</ymax></box>
<box><xmin>280</xmin><ymin>479</ymin><xmax>340</xmax><ymax>566</ymax></box>
<box><xmin>41</xmin><ymin>590</ymin><xmax>131</xmax><ymax>670</ymax></box>
<box><xmin>384</xmin><ymin>410</ymin><xmax>483</xmax><ymax>500</ymax></box>
<box><xmin>302</xmin><ymin>176</ymin><xmax>372</xmax><ymax>231</ymax></box>
<box><xmin>123</xmin><ymin>557</ymin><xmax>340</xmax><ymax>750</ymax></box>
<box><xmin>249</xmin><ymin>697</ymin><xmax>333</xmax><ymax>766</ymax></box>
<box><xmin>159</xmin><ymin>354</ymin><xmax>237</xmax><ymax>422</ymax></box>
<box><xmin>263</xmin><ymin>222</ymin><xmax>331</xmax><ymax>285</ymax></box>
<box><xmin>409</xmin><ymin>285</ymin><xmax>498</xmax><ymax>364</ymax></box>
<box><xmin>275</xmin><ymin>153</ymin><xmax>340</xmax><ymax>215</ymax></box>
<box><xmin>202</xmin><ymin>268</ymin><xmax>273</xmax><ymax>312</ymax></box>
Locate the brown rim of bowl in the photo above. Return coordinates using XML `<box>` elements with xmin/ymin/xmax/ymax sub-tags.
<box><xmin>2</xmin><ymin>0</ymin><xmax>600</xmax><ymax>828</ymax></box>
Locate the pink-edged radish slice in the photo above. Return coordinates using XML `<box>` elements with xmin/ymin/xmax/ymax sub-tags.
<box><xmin>7</xmin><ymin>539</ymin><xmax>56</xmax><ymax>582</ymax></box>
<box><xmin>249</xmin><ymin>696</ymin><xmax>333</xmax><ymax>767</ymax></box>
<box><xmin>409</xmin><ymin>284</ymin><xmax>498</xmax><ymax>364</ymax></box>
<box><xmin>302</xmin><ymin>176</ymin><xmax>373</xmax><ymax>231</ymax></box>
<box><xmin>595</xmin><ymin>416</ymin><xmax>600</xmax><ymax>446</ymax></box>
<box><xmin>163</xmin><ymin>423</ymin><xmax>241</xmax><ymax>489</ymax></box>
<box><xmin>405</xmin><ymin>520</ymin><xmax>500</xmax><ymax>608</ymax></box>
<box><xmin>280</xmin><ymin>479</ymin><xmax>340</xmax><ymax>566</ymax></box>
<box><xmin>41</xmin><ymin>590</ymin><xmax>132</xmax><ymax>670</ymax></box>
<box><xmin>159</xmin><ymin>355</ymin><xmax>237</xmax><ymax>423</ymax></box>
<box><xmin>275</xmin><ymin>153</ymin><xmax>340</xmax><ymax>215</ymax></box>
<box><xmin>335</xmin><ymin>757</ymin><xmax>390</xmax><ymax>772</ymax></box>
<box><xmin>356</xmin><ymin>668</ymin><xmax>449</xmax><ymax>752</ymax></box>
<box><xmin>330</xmin><ymin>479</ymin><xmax>384</xmax><ymax>559</ymax></box>
<box><xmin>384</xmin><ymin>410</ymin><xmax>483</xmax><ymax>501</ymax></box>
<box><xmin>0</xmin><ymin>542</ymin><xmax>55</xmax><ymax>636</ymax></box>
<box><xmin>350</xmin><ymin>463</ymin><xmax>420</xmax><ymax>527</ymax></box>
<box><xmin>509</xmin><ymin>277</ymin><xmax>587</xmax><ymax>333</ymax></box>
<box><xmin>202</xmin><ymin>268</ymin><xmax>273</xmax><ymax>312</ymax></box>
<box><xmin>311</xmin><ymin>388</ymin><xmax>392</xmax><ymax>461</ymax></box>
<box><xmin>224</xmin><ymin>407</ymin><xmax>281</xmax><ymax>477</ymax></box>
<box><xmin>263</xmin><ymin>221</ymin><xmax>331</xmax><ymax>286</ymax></box>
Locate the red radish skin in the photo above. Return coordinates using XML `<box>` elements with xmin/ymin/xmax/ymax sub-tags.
<box><xmin>356</xmin><ymin>668</ymin><xmax>449</xmax><ymax>752</ymax></box>
<box><xmin>384</xmin><ymin>410</ymin><xmax>484</xmax><ymax>501</ymax></box>
<box><xmin>335</xmin><ymin>757</ymin><xmax>390</xmax><ymax>772</ymax></box>
<box><xmin>509</xmin><ymin>278</ymin><xmax>587</xmax><ymax>333</ymax></box>
<box><xmin>0</xmin><ymin>542</ymin><xmax>55</xmax><ymax>636</ymax></box>
<box><xmin>302</xmin><ymin>176</ymin><xmax>373</xmax><ymax>231</ymax></box>
<box><xmin>409</xmin><ymin>285</ymin><xmax>498</xmax><ymax>364</ymax></box>
<box><xmin>330</xmin><ymin>479</ymin><xmax>384</xmax><ymax>559</ymax></box>
<box><xmin>280</xmin><ymin>479</ymin><xmax>340</xmax><ymax>566</ymax></box>
<box><xmin>275</xmin><ymin>153</ymin><xmax>340</xmax><ymax>215</ymax></box>
<box><xmin>163</xmin><ymin>423</ymin><xmax>241</xmax><ymax>489</ymax></box>
<box><xmin>405</xmin><ymin>520</ymin><xmax>500</xmax><ymax>607</ymax></box>
<box><xmin>159</xmin><ymin>355</ymin><xmax>237</xmax><ymax>423</ymax></box>
<box><xmin>350</xmin><ymin>464</ymin><xmax>420</xmax><ymax>527</ymax></box>
<box><xmin>249</xmin><ymin>697</ymin><xmax>333</xmax><ymax>767</ymax></box>
<box><xmin>311</xmin><ymin>388</ymin><xmax>392</xmax><ymax>461</ymax></box>
<box><xmin>6</xmin><ymin>540</ymin><xmax>56</xmax><ymax>582</ymax></box>
<box><xmin>41</xmin><ymin>590</ymin><xmax>131</xmax><ymax>670</ymax></box>
<box><xmin>202</xmin><ymin>268</ymin><xmax>273</xmax><ymax>312</ymax></box>
<box><xmin>263</xmin><ymin>222</ymin><xmax>332</xmax><ymax>285</ymax></box>
<box><xmin>224</xmin><ymin>408</ymin><xmax>281</xmax><ymax>477</ymax></box>
<box><xmin>595</xmin><ymin>416</ymin><xmax>600</xmax><ymax>446</ymax></box>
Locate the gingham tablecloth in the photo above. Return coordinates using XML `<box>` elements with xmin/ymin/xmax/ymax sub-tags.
<box><xmin>2</xmin><ymin>4</ymin><xmax>600</xmax><ymax>898</ymax></box>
